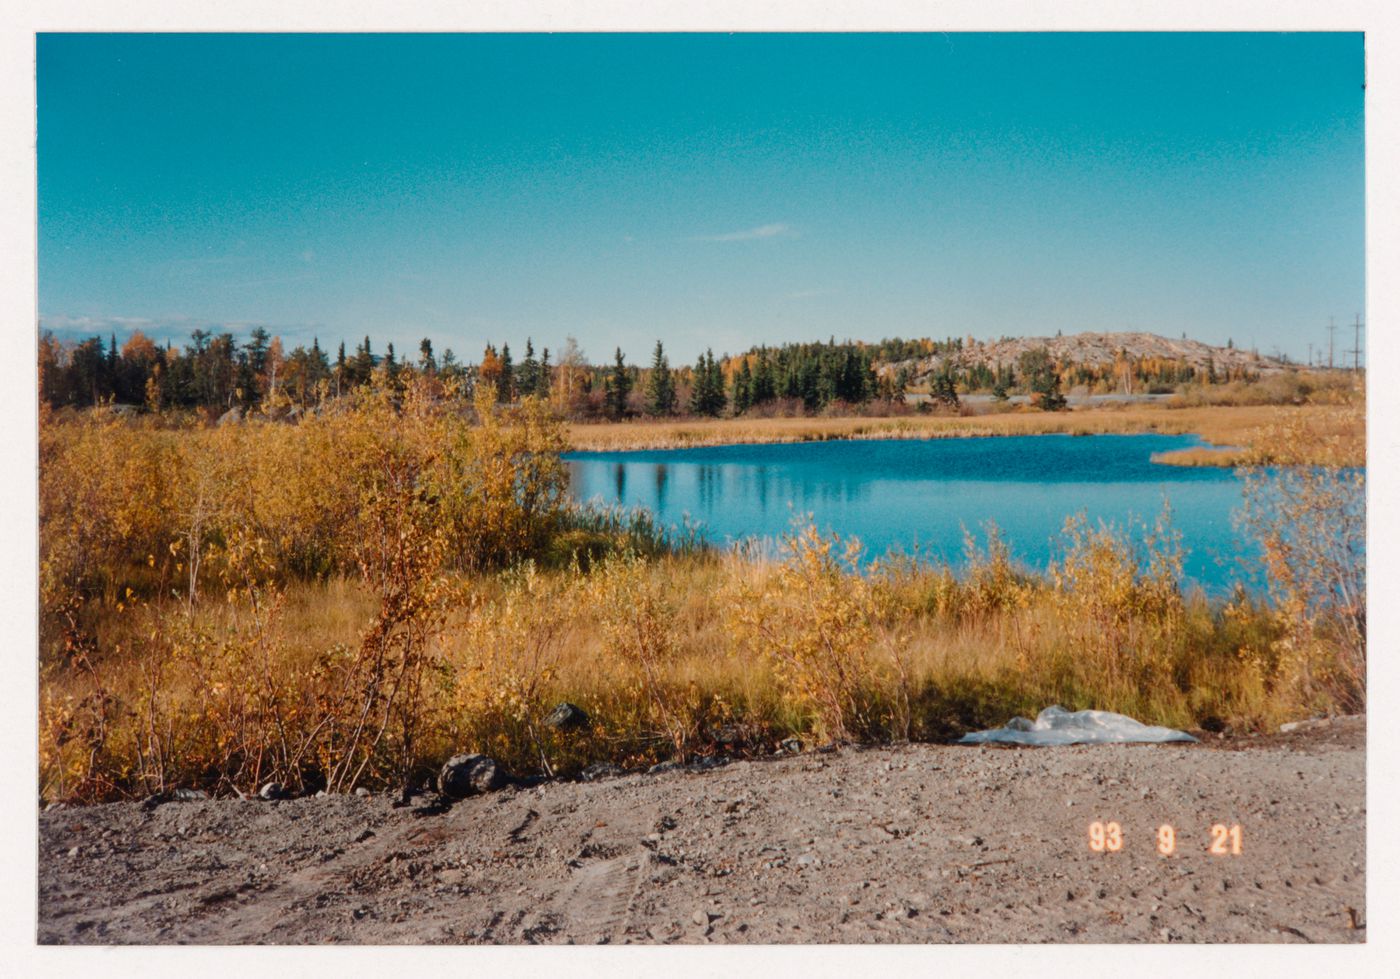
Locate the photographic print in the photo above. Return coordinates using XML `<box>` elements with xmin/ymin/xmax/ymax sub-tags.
<box><xmin>32</xmin><ymin>30</ymin><xmax>1367</xmax><ymax>947</ymax></box>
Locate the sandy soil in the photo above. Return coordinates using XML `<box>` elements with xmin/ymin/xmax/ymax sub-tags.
<box><xmin>37</xmin><ymin>717</ymin><xmax>1365</xmax><ymax>945</ymax></box>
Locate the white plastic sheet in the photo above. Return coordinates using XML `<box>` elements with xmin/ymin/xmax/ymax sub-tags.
<box><xmin>957</xmin><ymin>705</ymin><xmax>1199</xmax><ymax>746</ymax></box>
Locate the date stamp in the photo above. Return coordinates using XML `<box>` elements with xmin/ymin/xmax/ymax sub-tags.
<box><xmin>1088</xmin><ymin>821</ymin><xmax>1242</xmax><ymax>855</ymax></box>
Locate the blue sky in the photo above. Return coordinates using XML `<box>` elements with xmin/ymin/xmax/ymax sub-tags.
<box><xmin>37</xmin><ymin>32</ymin><xmax>1365</xmax><ymax>365</ymax></box>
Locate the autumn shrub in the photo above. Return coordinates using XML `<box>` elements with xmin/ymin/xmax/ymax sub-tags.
<box><xmin>728</xmin><ymin>523</ymin><xmax>885</xmax><ymax>743</ymax></box>
<box><xmin>587</xmin><ymin>551</ymin><xmax>704</xmax><ymax>761</ymax></box>
<box><xmin>1236</xmin><ymin>409</ymin><xmax>1366</xmax><ymax>712</ymax></box>
<box><xmin>38</xmin><ymin>387</ymin><xmax>1366</xmax><ymax>803</ymax></box>
<box><xmin>39</xmin><ymin>381</ymin><xmax>578</xmax><ymax>799</ymax></box>
<box><xmin>1170</xmin><ymin>370</ymin><xmax>1361</xmax><ymax>409</ymax></box>
<box><xmin>443</xmin><ymin>562</ymin><xmax>583</xmax><ymax>776</ymax></box>
<box><xmin>1047</xmin><ymin>508</ymin><xmax>1185</xmax><ymax>685</ymax></box>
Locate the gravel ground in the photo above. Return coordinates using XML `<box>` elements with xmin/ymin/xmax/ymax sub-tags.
<box><xmin>37</xmin><ymin>717</ymin><xmax>1365</xmax><ymax>945</ymax></box>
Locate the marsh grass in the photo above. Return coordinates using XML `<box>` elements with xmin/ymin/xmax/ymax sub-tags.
<box><xmin>38</xmin><ymin>390</ymin><xmax>1364</xmax><ymax>803</ymax></box>
<box><xmin>40</xmin><ymin>518</ymin><xmax>1333</xmax><ymax>803</ymax></box>
<box><xmin>565</xmin><ymin>400</ymin><xmax>1364</xmax><ymax>467</ymax></box>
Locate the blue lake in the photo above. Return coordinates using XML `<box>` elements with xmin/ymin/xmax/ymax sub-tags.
<box><xmin>563</xmin><ymin>434</ymin><xmax>1261</xmax><ymax>593</ymax></box>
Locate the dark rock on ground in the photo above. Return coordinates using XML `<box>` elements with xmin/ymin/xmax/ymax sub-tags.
<box><xmin>438</xmin><ymin>754</ymin><xmax>506</xmax><ymax>799</ymax></box>
<box><xmin>544</xmin><ymin>702</ymin><xmax>591</xmax><ymax>732</ymax></box>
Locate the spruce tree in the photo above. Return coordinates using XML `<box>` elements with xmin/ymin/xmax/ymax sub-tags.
<box><xmin>518</xmin><ymin>338</ymin><xmax>540</xmax><ymax>397</ymax></box>
<box><xmin>497</xmin><ymin>342</ymin><xmax>515</xmax><ymax>402</ymax></box>
<box><xmin>752</xmin><ymin>349</ymin><xmax>776</xmax><ymax>405</ymax></box>
<box><xmin>932</xmin><ymin>364</ymin><xmax>960</xmax><ymax>409</ymax></box>
<box><xmin>646</xmin><ymin>340</ymin><xmax>676</xmax><ymax>415</ymax></box>
<box><xmin>691</xmin><ymin>349</ymin><xmax>727</xmax><ymax>417</ymax></box>
<box><xmin>605</xmin><ymin>347</ymin><xmax>632</xmax><ymax>420</ymax></box>
<box><xmin>732</xmin><ymin>359</ymin><xmax>753</xmax><ymax>414</ymax></box>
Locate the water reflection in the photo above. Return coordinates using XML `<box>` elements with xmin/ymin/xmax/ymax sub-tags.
<box><xmin>564</xmin><ymin>434</ymin><xmax>1267</xmax><ymax>592</ymax></box>
<box><xmin>654</xmin><ymin>464</ymin><xmax>669</xmax><ymax>511</ymax></box>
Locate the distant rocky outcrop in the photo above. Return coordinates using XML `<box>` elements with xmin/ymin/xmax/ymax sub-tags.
<box><xmin>884</xmin><ymin>331</ymin><xmax>1285</xmax><ymax>387</ymax></box>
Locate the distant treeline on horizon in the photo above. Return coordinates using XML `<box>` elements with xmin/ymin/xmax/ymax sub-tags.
<box><xmin>38</xmin><ymin>327</ymin><xmax>1259</xmax><ymax>420</ymax></box>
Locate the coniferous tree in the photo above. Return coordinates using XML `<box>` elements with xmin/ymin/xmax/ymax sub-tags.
<box><xmin>690</xmin><ymin>349</ymin><xmax>727</xmax><ymax>417</ymax></box>
<box><xmin>518</xmin><ymin>338</ymin><xmax>540</xmax><ymax>398</ymax></box>
<box><xmin>645</xmin><ymin>340</ymin><xmax>676</xmax><ymax>415</ymax></box>
<box><xmin>931</xmin><ymin>363</ymin><xmax>960</xmax><ymax>409</ymax></box>
<box><xmin>497</xmin><ymin>342</ymin><xmax>515</xmax><ymax>402</ymax></box>
<box><xmin>1036</xmin><ymin>371</ymin><xmax>1068</xmax><ymax>411</ymax></box>
<box><xmin>1019</xmin><ymin>347</ymin><xmax>1067</xmax><ymax>411</ymax></box>
<box><xmin>419</xmin><ymin>337</ymin><xmax>437</xmax><ymax>373</ymax></box>
<box><xmin>732</xmin><ymin>359</ymin><xmax>753</xmax><ymax>414</ymax></box>
<box><xmin>440</xmin><ymin>348</ymin><xmax>463</xmax><ymax>383</ymax></box>
<box><xmin>538</xmin><ymin>347</ymin><xmax>551</xmax><ymax>398</ymax></box>
<box><xmin>604</xmin><ymin>347</ymin><xmax>632</xmax><ymax>420</ymax></box>
<box><xmin>752</xmin><ymin>348</ymin><xmax>776</xmax><ymax>405</ymax></box>
<box><xmin>350</xmin><ymin>336</ymin><xmax>376</xmax><ymax>388</ymax></box>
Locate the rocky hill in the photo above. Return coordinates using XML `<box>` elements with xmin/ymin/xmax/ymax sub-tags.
<box><xmin>886</xmin><ymin>331</ymin><xmax>1286</xmax><ymax>386</ymax></box>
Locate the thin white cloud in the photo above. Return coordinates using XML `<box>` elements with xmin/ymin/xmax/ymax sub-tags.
<box><xmin>691</xmin><ymin>222</ymin><xmax>796</xmax><ymax>242</ymax></box>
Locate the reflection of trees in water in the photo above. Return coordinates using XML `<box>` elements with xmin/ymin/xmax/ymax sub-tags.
<box><xmin>653</xmin><ymin>464</ymin><xmax>669</xmax><ymax>511</ymax></box>
<box><xmin>737</xmin><ymin>465</ymin><xmax>872</xmax><ymax>509</ymax></box>
<box><xmin>613</xmin><ymin>463</ymin><xmax>627</xmax><ymax>500</ymax></box>
<box><xmin>698</xmin><ymin>464</ymin><xmax>719</xmax><ymax>511</ymax></box>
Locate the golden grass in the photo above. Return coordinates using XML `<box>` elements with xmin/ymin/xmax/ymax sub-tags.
<box><xmin>44</xmin><ymin>532</ymin><xmax>1330</xmax><ymax>803</ymax></box>
<box><xmin>566</xmin><ymin>403</ymin><xmax>1365</xmax><ymax>467</ymax></box>
<box><xmin>37</xmin><ymin>388</ymin><xmax>1365</xmax><ymax>803</ymax></box>
<box><xmin>1151</xmin><ymin>446</ymin><xmax>1248</xmax><ymax>468</ymax></box>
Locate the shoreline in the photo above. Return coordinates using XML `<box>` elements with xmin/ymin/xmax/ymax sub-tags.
<box><xmin>563</xmin><ymin>403</ymin><xmax>1360</xmax><ymax>467</ymax></box>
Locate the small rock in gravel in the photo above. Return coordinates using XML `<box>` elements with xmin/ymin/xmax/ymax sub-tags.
<box><xmin>351</xmin><ymin>828</ymin><xmax>375</xmax><ymax>844</ymax></box>
<box><xmin>259</xmin><ymin>782</ymin><xmax>288</xmax><ymax>801</ymax></box>
<box><xmin>438</xmin><ymin>754</ymin><xmax>506</xmax><ymax>799</ymax></box>
<box><xmin>777</xmin><ymin>737</ymin><xmax>803</xmax><ymax>755</ymax></box>
<box><xmin>173</xmin><ymin>788</ymin><xmax>208</xmax><ymax>802</ymax></box>
<box><xmin>355</xmin><ymin>787</ymin><xmax>372</xmax><ymax>798</ymax></box>
<box><xmin>580</xmin><ymin>763</ymin><xmax>623</xmax><ymax>782</ymax></box>
<box><xmin>66</xmin><ymin>846</ymin><xmax>80</xmax><ymax>858</ymax></box>
<box><xmin>648</xmin><ymin>761</ymin><xmax>681</xmax><ymax>775</ymax></box>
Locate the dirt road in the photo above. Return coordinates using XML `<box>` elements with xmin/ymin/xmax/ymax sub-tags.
<box><xmin>37</xmin><ymin>718</ymin><xmax>1365</xmax><ymax>944</ymax></box>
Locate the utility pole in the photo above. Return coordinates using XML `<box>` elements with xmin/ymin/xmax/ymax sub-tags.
<box><xmin>1307</xmin><ymin>342</ymin><xmax>1313</xmax><ymax>367</ymax></box>
<box><xmin>1347</xmin><ymin>313</ymin><xmax>1363</xmax><ymax>372</ymax></box>
<box><xmin>1328</xmin><ymin>317</ymin><xmax>1337</xmax><ymax>369</ymax></box>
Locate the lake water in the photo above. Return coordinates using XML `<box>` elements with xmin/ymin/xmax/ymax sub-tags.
<box><xmin>564</xmin><ymin>433</ymin><xmax>1260</xmax><ymax>593</ymax></box>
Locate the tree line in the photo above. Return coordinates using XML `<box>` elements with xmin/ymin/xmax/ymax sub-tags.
<box><xmin>41</xmin><ymin>324</ymin><xmax>1259</xmax><ymax>419</ymax></box>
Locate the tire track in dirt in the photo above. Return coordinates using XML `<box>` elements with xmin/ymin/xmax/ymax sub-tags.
<box><xmin>179</xmin><ymin>817</ymin><xmax>460</xmax><ymax>943</ymax></box>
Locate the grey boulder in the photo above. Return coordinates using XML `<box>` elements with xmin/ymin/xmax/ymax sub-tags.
<box><xmin>438</xmin><ymin>754</ymin><xmax>507</xmax><ymax>799</ymax></box>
